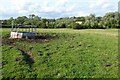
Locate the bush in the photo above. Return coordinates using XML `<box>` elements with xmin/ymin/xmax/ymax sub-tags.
<box><xmin>70</xmin><ymin>22</ymin><xmax>80</xmax><ymax>29</ymax></box>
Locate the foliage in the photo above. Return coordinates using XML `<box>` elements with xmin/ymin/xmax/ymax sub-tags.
<box><xmin>1</xmin><ymin>12</ymin><xmax>120</xmax><ymax>29</ymax></box>
<box><xmin>70</xmin><ymin>22</ymin><xmax>80</xmax><ymax>29</ymax></box>
<box><xmin>100</xmin><ymin>12</ymin><xmax>120</xmax><ymax>28</ymax></box>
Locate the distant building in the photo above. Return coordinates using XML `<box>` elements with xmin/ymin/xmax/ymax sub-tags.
<box><xmin>75</xmin><ymin>21</ymin><xmax>82</xmax><ymax>24</ymax></box>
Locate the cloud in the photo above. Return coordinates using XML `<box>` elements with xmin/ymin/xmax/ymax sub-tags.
<box><xmin>76</xmin><ymin>11</ymin><xmax>89</xmax><ymax>17</ymax></box>
<box><xmin>89</xmin><ymin>0</ymin><xmax>109</xmax><ymax>8</ymax></box>
<box><xmin>0</xmin><ymin>0</ymin><xmax>118</xmax><ymax>19</ymax></box>
<box><xmin>55</xmin><ymin>0</ymin><xmax>68</xmax><ymax>7</ymax></box>
<box><xmin>88</xmin><ymin>0</ymin><xmax>115</xmax><ymax>12</ymax></box>
<box><xmin>65</xmin><ymin>5</ymin><xmax>76</xmax><ymax>12</ymax></box>
<box><xmin>101</xmin><ymin>3</ymin><xmax>111</xmax><ymax>11</ymax></box>
<box><xmin>88</xmin><ymin>0</ymin><xmax>118</xmax><ymax>16</ymax></box>
<box><xmin>0</xmin><ymin>0</ymin><xmax>34</xmax><ymax>18</ymax></box>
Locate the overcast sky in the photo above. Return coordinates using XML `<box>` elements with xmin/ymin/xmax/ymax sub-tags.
<box><xmin>0</xmin><ymin>0</ymin><xmax>119</xmax><ymax>19</ymax></box>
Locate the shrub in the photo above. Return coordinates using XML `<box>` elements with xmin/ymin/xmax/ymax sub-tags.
<box><xmin>70</xmin><ymin>22</ymin><xmax>80</xmax><ymax>29</ymax></box>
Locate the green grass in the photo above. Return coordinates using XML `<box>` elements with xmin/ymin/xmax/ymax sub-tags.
<box><xmin>1</xmin><ymin>28</ymin><xmax>118</xmax><ymax>78</ymax></box>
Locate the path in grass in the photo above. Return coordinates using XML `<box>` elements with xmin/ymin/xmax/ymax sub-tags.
<box><xmin>2</xmin><ymin>28</ymin><xmax>118</xmax><ymax>78</ymax></box>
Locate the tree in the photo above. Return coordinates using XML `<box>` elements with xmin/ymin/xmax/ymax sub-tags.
<box><xmin>7</xmin><ymin>17</ymin><xmax>14</xmax><ymax>25</ymax></box>
<box><xmin>84</xmin><ymin>16</ymin><xmax>91</xmax><ymax>28</ymax></box>
<box><xmin>89</xmin><ymin>14</ymin><xmax>98</xmax><ymax>28</ymax></box>
<box><xmin>29</xmin><ymin>14</ymin><xmax>35</xmax><ymax>19</ymax></box>
<box><xmin>41</xmin><ymin>18</ymin><xmax>48</xmax><ymax>28</ymax></box>
<box><xmin>100</xmin><ymin>12</ymin><xmax>120</xmax><ymax>28</ymax></box>
<box><xmin>70</xmin><ymin>22</ymin><xmax>80</xmax><ymax>29</ymax></box>
<box><xmin>16</xmin><ymin>16</ymin><xmax>28</xmax><ymax>24</ymax></box>
<box><xmin>1</xmin><ymin>12</ymin><xmax>120</xmax><ymax>29</ymax></box>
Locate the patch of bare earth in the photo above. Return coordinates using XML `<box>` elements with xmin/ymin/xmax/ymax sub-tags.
<box><xmin>2</xmin><ymin>34</ymin><xmax>58</xmax><ymax>45</ymax></box>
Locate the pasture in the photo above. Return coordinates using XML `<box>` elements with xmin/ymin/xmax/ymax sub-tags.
<box><xmin>1</xmin><ymin>28</ymin><xmax>118</xmax><ymax>78</ymax></box>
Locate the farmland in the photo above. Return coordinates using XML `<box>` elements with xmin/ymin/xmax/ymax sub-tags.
<box><xmin>1</xmin><ymin>28</ymin><xmax>118</xmax><ymax>78</ymax></box>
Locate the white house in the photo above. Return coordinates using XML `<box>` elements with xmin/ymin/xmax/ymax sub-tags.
<box><xmin>75</xmin><ymin>21</ymin><xmax>82</xmax><ymax>24</ymax></box>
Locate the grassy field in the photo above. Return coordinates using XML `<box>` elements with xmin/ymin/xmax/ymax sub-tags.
<box><xmin>1</xmin><ymin>28</ymin><xmax>118</xmax><ymax>78</ymax></box>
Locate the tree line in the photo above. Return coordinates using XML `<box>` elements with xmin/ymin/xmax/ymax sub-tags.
<box><xmin>1</xmin><ymin>12</ymin><xmax>120</xmax><ymax>29</ymax></box>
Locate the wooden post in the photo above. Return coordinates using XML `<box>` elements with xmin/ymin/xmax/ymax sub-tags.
<box><xmin>34</xmin><ymin>26</ymin><xmax>36</xmax><ymax>33</ymax></box>
<box><xmin>15</xmin><ymin>24</ymin><xmax>16</xmax><ymax>32</ymax></box>
<box><xmin>30</xmin><ymin>25</ymin><xmax>31</xmax><ymax>32</ymax></box>
<box><xmin>22</xmin><ymin>25</ymin><xmax>23</xmax><ymax>32</ymax></box>
<box><xmin>11</xmin><ymin>21</ymin><xmax>14</xmax><ymax>31</ymax></box>
<box><xmin>28</xmin><ymin>25</ymin><xmax>30</xmax><ymax>32</ymax></box>
<box><xmin>32</xmin><ymin>25</ymin><xmax>33</xmax><ymax>32</ymax></box>
<box><xmin>16</xmin><ymin>25</ymin><xmax>18</xmax><ymax>32</ymax></box>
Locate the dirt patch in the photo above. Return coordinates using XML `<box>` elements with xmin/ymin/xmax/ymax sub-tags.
<box><xmin>2</xmin><ymin>34</ymin><xmax>58</xmax><ymax>45</ymax></box>
<box><xmin>18</xmin><ymin>48</ymin><xmax>35</xmax><ymax>69</ymax></box>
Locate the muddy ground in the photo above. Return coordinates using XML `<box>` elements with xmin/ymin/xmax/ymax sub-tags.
<box><xmin>2</xmin><ymin>34</ymin><xmax>58</xmax><ymax>45</ymax></box>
